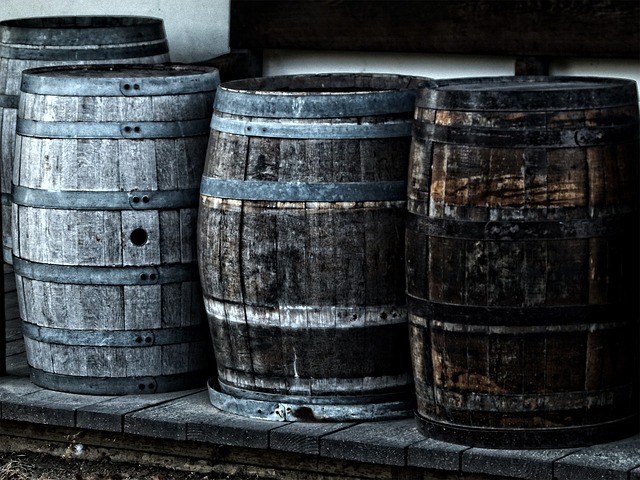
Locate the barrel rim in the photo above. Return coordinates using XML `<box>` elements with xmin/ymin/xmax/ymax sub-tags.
<box><xmin>415</xmin><ymin>411</ymin><xmax>640</xmax><ymax>449</ymax></box>
<box><xmin>0</xmin><ymin>16</ymin><xmax>167</xmax><ymax>50</ymax></box>
<box><xmin>218</xmin><ymin>72</ymin><xmax>430</xmax><ymax>93</ymax></box>
<box><xmin>208</xmin><ymin>378</ymin><xmax>415</xmax><ymax>422</ymax></box>
<box><xmin>0</xmin><ymin>43</ymin><xmax>170</xmax><ymax>62</ymax></box>
<box><xmin>0</xmin><ymin>15</ymin><xmax>165</xmax><ymax>28</ymax></box>
<box><xmin>29</xmin><ymin>367</ymin><xmax>209</xmax><ymax>396</ymax></box>
<box><xmin>214</xmin><ymin>72</ymin><xmax>431</xmax><ymax>118</ymax></box>
<box><xmin>416</xmin><ymin>75</ymin><xmax>640</xmax><ymax>111</ymax></box>
<box><xmin>19</xmin><ymin>63</ymin><xmax>219</xmax><ymax>97</ymax></box>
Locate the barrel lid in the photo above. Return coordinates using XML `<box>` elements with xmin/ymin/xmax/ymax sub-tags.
<box><xmin>214</xmin><ymin>73</ymin><xmax>430</xmax><ymax>118</ymax></box>
<box><xmin>0</xmin><ymin>16</ymin><xmax>166</xmax><ymax>46</ymax></box>
<box><xmin>20</xmin><ymin>64</ymin><xmax>219</xmax><ymax>97</ymax></box>
<box><xmin>417</xmin><ymin>76</ymin><xmax>639</xmax><ymax>111</ymax></box>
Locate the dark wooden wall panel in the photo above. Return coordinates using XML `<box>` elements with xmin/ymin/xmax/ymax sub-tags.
<box><xmin>230</xmin><ymin>0</ymin><xmax>639</xmax><ymax>58</ymax></box>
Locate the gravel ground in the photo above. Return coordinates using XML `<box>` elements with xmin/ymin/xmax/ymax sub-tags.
<box><xmin>0</xmin><ymin>452</ymin><xmax>258</xmax><ymax>480</ymax></box>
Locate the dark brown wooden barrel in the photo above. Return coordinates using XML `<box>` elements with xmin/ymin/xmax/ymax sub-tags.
<box><xmin>199</xmin><ymin>73</ymin><xmax>427</xmax><ymax>421</ymax></box>
<box><xmin>407</xmin><ymin>76</ymin><xmax>639</xmax><ymax>448</ymax></box>
<box><xmin>0</xmin><ymin>16</ymin><xmax>171</xmax><ymax>264</ymax></box>
<box><xmin>12</xmin><ymin>64</ymin><xmax>218</xmax><ymax>395</ymax></box>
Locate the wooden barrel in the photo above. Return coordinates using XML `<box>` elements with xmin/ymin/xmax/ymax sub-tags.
<box><xmin>199</xmin><ymin>73</ymin><xmax>426</xmax><ymax>421</ymax></box>
<box><xmin>0</xmin><ymin>16</ymin><xmax>171</xmax><ymax>264</ymax></box>
<box><xmin>407</xmin><ymin>76</ymin><xmax>640</xmax><ymax>448</ymax></box>
<box><xmin>12</xmin><ymin>64</ymin><xmax>218</xmax><ymax>395</ymax></box>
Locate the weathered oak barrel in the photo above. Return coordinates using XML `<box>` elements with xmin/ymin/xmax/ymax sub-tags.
<box><xmin>0</xmin><ymin>16</ymin><xmax>171</xmax><ymax>264</ymax></box>
<box><xmin>407</xmin><ymin>76</ymin><xmax>639</xmax><ymax>448</ymax></box>
<box><xmin>199</xmin><ymin>73</ymin><xmax>426</xmax><ymax>421</ymax></box>
<box><xmin>12</xmin><ymin>64</ymin><xmax>218</xmax><ymax>395</ymax></box>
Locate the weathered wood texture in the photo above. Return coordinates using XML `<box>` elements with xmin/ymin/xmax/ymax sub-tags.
<box><xmin>406</xmin><ymin>76</ymin><xmax>640</xmax><ymax>448</ymax></box>
<box><xmin>0</xmin><ymin>419</ymin><xmax>510</xmax><ymax>480</ymax></box>
<box><xmin>2</xmin><ymin>282</ymin><xmax>640</xmax><ymax>480</ymax></box>
<box><xmin>198</xmin><ymin>73</ymin><xmax>426</xmax><ymax>420</ymax></box>
<box><xmin>461</xmin><ymin>447</ymin><xmax>581</xmax><ymax>480</ymax></box>
<box><xmin>1</xmin><ymin>263</ymin><xmax>15</xmax><ymax>375</ymax></box>
<box><xmin>546</xmin><ymin>436</ymin><xmax>640</xmax><ymax>480</ymax></box>
<box><xmin>11</xmin><ymin>64</ymin><xmax>218</xmax><ymax>395</ymax></box>
<box><xmin>320</xmin><ymin>418</ymin><xmax>425</xmax><ymax>466</ymax></box>
<box><xmin>0</xmin><ymin>16</ymin><xmax>171</xmax><ymax>264</ymax></box>
<box><xmin>229</xmin><ymin>0</ymin><xmax>639</xmax><ymax>58</ymax></box>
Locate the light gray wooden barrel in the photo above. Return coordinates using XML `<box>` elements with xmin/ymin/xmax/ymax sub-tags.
<box><xmin>0</xmin><ymin>16</ymin><xmax>171</xmax><ymax>264</ymax></box>
<box><xmin>199</xmin><ymin>73</ymin><xmax>427</xmax><ymax>421</ymax></box>
<box><xmin>12</xmin><ymin>64</ymin><xmax>218</xmax><ymax>395</ymax></box>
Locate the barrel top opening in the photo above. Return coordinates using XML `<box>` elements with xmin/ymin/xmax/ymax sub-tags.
<box><xmin>214</xmin><ymin>73</ymin><xmax>429</xmax><ymax>118</ymax></box>
<box><xmin>0</xmin><ymin>15</ymin><xmax>168</xmax><ymax>52</ymax></box>
<box><xmin>219</xmin><ymin>73</ymin><xmax>429</xmax><ymax>95</ymax></box>
<box><xmin>418</xmin><ymin>75</ymin><xmax>639</xmax><ymax>111</ymax></box>
<box><xmin>22</xmin><ymin>64</ymin><xmax>214</xmax><ymax>79</ymax></box>
<box><xmin>19</xmin><ymin>64</ymin><xmax>220</xmax><ymax>97</ymax></box>
<box><xmin>436</xmin><ymin>76</ymin><xmax>636</xmax><ymax>92</ymax></box>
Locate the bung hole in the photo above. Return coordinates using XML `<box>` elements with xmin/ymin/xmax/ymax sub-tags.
<box><xmin>130</xmin><ymin>228</ymin><xmax>148</xmax><ymax>246</ymax></box>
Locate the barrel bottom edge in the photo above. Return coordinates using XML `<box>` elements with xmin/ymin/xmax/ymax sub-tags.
<box><xmin>208</xmin><ymin>378</ymin><xmax>415</xmax><ymax>422</ymax></box>
<box><xmin>29</xmin><ymin>368</ymin><xmax>208</xmax><ymax>395</ymax></box>
<box><xmin>415</xmin><ymin>411</ymin><xmax>640</xmax><ymax>449</ymax></box>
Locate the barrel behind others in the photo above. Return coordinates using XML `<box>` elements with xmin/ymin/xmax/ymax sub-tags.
<box><xmin>199</xmin><ymin>73</ymin><xmax>428</xmax><ymax>421</ymax></box>
<box><xmin>0</xmin><ymin>15</ymin><xmax>171</xmax><ymax>264</ymax></box>
<box><xmin>12</xmin><ymin>64</ymin><xmax>218</xmax><ymax>395</ymax></box>
<box><xmin>407</xmin><ymin>76</ymin><xmax>640</xmax><ymax>448</ymax></box>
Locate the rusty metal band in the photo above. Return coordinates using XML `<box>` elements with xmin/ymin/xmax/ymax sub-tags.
<box><xmin>22</xmin><ymin>321</ymin><xmax>207</xmax><ymax>347</ymax></box>
<box><xmin>214</xmin><ymin>87</ymin><xmax>417</xmax><ymax>118</ymax></box>
<box><xmin>13</xmin><ymin>257</ymin><xmax>198</xmax><ymax>285</ymax></box>
<box><xmin>407</xmin><ymin>296</ymin><xmax>631</xmax><ymax>328</ymax></box>
<box><xmin>405</xmin><ymin>211</ymin><xmax>635</xmax><ymax>240</ymax></box>
<box><xmin>208</xmin><ymin>378</ymin><xmax>414</xmax><ymax>422</ymax></box>
<box><xmin>29</xmin><ymin>368</ymin><xmax>207</xmax><ymax>395</ymax></box>
<box><xmin>0</xmin><ymin>40</ymin><xmax>169</xmax><ymax>60</ymax></box>
<box><xmin>415</xmin><ymin>411</ymin><xmax>638</xmax><ymax>450</ymax></box>
<box><xmin>200</xmin><ymin>176</ymin><xmax>407</xmax><ymax>202</ymax></box>
<box><xmin>211</xmin><ymin>115</ymin><xmax>411</xmax><ymax>139</ymax></box>
<box><xmin>16</xmin><ymin>118</ymin><xmax>210</xmax><ymax>139</ymax></box>
<box><xmin>12</xmin><ymin>184</ymin><xmax>199</xmax><ymax>210</ymax></box>
<box><xmin>431</xmin><ymin>385</ymin><xmax>631</xmax><ymax>413</ymax></box>
<box><xmin>0</xmin><ymin>16</ymin><xmax>166</xmax><ymax>45</ymax></box>
<box><xmin>413</xmin><ymin>121</ymin><xmax>639</xmax><ymax>148</ymax></box>
<box><xmin>20</xmin><ymin>67</ymin><xmax>219</xmax><ymax>96</ymax></box>
<box><xmin>416</xmin><ymin>76</ymin><xmax>639</xmax><ymax>111</ymax></box>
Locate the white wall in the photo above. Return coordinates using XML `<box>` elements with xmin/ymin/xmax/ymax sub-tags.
<box><xmin>550</xmin><ymin>57</ymin><xmax>640</xmax><ymax>86</ymax></box>
<box><xmin>1</xmin><ymin>0</ymin><xmax>638</xmax><ymax>90</ymax></box>
<box><xmin>264</xmin><ymin>50</ymin><xmax>640</xmax><ymax>92</ymax></box>
<box><xmin>263</xmin><ymin>50</ymin><xmax>515</xmax><ymax>79</ymax></box>
<box><xmin>0</xmin><ymin>0</ymin><xmax>230</xmax><ymax>63</ymax></box>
